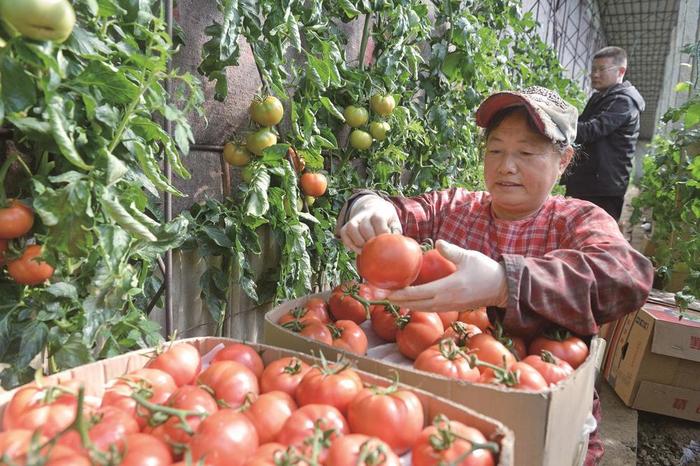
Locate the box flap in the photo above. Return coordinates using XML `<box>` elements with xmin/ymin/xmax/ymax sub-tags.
<box><xmin>632</xmin><ymin>380</ymin><xmax>700</xmax><ymax>422</ymax></box>
<box><xmin>643</xmin><ymin>303</ymin><xmax>700</xmax><ymax>363</ymax></box>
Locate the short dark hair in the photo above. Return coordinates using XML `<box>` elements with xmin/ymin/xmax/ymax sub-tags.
<box><xmin>483</xmin><ymin>106</ymin><xmax>569</xmax><ymax>154</ymax></box>
<box><xmin>593</xmin><ymin>46</ymin><xmax>627</xmax><ymax>66</ymax></box>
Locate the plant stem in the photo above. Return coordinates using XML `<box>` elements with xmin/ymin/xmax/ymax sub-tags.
<box><xmin>108</xmin><ymin>72</ymin><xmax>154</xmax><ymax>154</ymax></box>
<box><xmin>358</xmin><ymin>13</ymin><xmax>373</xmax><ymax>71</ymax></box>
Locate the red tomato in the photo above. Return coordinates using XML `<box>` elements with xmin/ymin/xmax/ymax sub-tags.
<box><xmin>3</xmin><ymin>382</ymin><xmax>84</xmax><ymax>430</ymax></box>
<box><xmin>300</xmin><ymin>172</ymin><xmax>328</xmax><ymax>197</ymax></box>
<box><xmin>529</xmin><ymin>335</ymin><xmax>589</xmax><ymax>369</ymax></box>
<box><xmin>101</xmin><ymin>368</ymin><xmax>177</xmax><ymax>429</ymax></box>
<box><xmin>295</xmin><ymin>365</ymin><xmax>363</xmax><ymax>416</ymax></box>
<box><xmin>213</xmin><ymin>343</ymin><xmax>265</xmax><ymax>378</ymax></box>
<box><xmin>299</xmin><ymin>320</ymin><xmax>333</xmax><ymax>345</ymax></box>
<box><xmin>370</xmin><ymin>305</ymin><xmax>409</xmax><ymax>342</ymax></box>
<box><xmin>160</xmin><ymin>385</ymin><xmax>219</xmax><ymax>447</ymax></box>
<box><xmin>326</xmin><ymin>434</ymin><xmax>401</xmax><ymax>466</ymax></box>
<box><xmin>119</xmin><ymin>433</ymin><xmax>173</xmax><ymax>466</ymax></box>
<box><xmin>412</xmin><ymin>248</ymin><xmax>456</xmax><ymax>285</ymax></box>
<box><xmin>412</xmin><ymin>417</ymin><xmax>495</xmax><ymax>466</ymax></box>
<box><xmin>278</xmin><ymin>303</ymin><xmax>330</xmax><ymax>326</ymax></box>
<box><xmin>522</xmin><ymin>351</ymin><xmax>574</xmax><ymax>386</ymax></box>
<box><xmin>457</xmin><ymin>308</ymin><xmax>491</xmax><ymax>331</ymax></box>
<box><xmin>328</xmin><ymin>281</ymin><xmax>374</xmax><ymax>324</ymax></box>
<box><xmin>276</xmin><ymin>404</ymin><xmax>349</xmax><ymax>462</ymax></box>
<box><xmin>437</xmin><ymin>311</ymin><xmax>459</xmax><ymax>328</ymax></box>
<box><xmin>486</xmin><ymin>322</ymin><xmax>527</xmax><ymax>360</ymax></box>
<box><xmin>0</xmin><ymin>239</ymin><xmax>7</xmax><ymax>265</ymax></box>
<box><xmin>396</xmin><ymin>312</ymin><xmax>445</xmax><ymax>360</ymax></box>
<box><xmin>356</xmin><ymin>234</ymin><xmax>423</xmax><ymax>289</ymax></box>
<box><xmin>440</xmin><ymin>321</ymin><xmax>482</xmax><ymax>347</ymax></box>
<box><xmin>59</xmin><ymin>406</ymin><xmax>139</xmax><ymax>454</ymax></box>
<box><xmin>329</xmin><ymin>320</ymin><xmax>368</xmax><ymax>355</ymax></box>
<box><xmin>243</xmin><ymin>442</ymin><xmax>287</xmax><ymax>466</ymax></box>
<box><xmin>414</xmin><ymin>340</ymin><xmax>480</xmax><ymax>382</ymax></box>
<box><xmin>42</xmin><ymin>444</ymin><xmax>91</xmax><ymax>466</ymax></box>
<box><xmin>197</xmin><ymin>361</ymin><xmax>259</xmax><ymax>409</ymax></box>
<box><xmin>466</xmin><ymin>333</ymin><xmax>516</xmax><ymax>377</ymax></box>
<box><xmin>13</xmin><ymin>402</ymin><xmax>77</xmax><ymax>438</ymax></box>
<box><xmin>7</xmin><ymin>244</ymin><xmax>54</xmax><ymax>285</ymax></box>
<box><xmin>0</xmin><ymin>429</ymin><xmax>36</xmax><ymax>460</ymax></box>
<box><xmin>260</xmin><ymin>356</ymin><xmax>312</xmax><ymax>396</ymax></box>
<box><xmin>347</xmin><ymin>386</ymin><xmax>424</xmax><ymax>455</ymax></box>
<box><xmin>483</xmin><ymin>361</ymin><xmax>548</xmax><ymax>391</ymax></box>
<box><xmin>243</xmin><ymin>390</ymin><xmax>297</xmax><ymax>444</ymax></box>
<box><xmin>147</xmin><ymin>342</ymin><xmax>202</xmax><ymax>386</ymax></box>
<box><xmin>0</xmin><ymin>200</ymin><xmax>34</xmax><ymax>239</ymax></box>
<box><xmin>190</xmin><ymin>409</ymin><xmax>259</xmax><ymax>466</ymax></box>
<box><xmin>305</xmin><ymin>297</ymin><xmax>330</xmax><ymax>314</ymax></box>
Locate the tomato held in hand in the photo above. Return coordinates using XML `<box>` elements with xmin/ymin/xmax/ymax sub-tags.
<box><xmin>0</xmin><ymin>200</ymin><xmax>34</xmax><ymax>239</ymax></box>
<box><xmin>357</xmin><ymin>234</ymin><xmax>423</xmax><ymax>290</ymax></box>
<box><xmin>147</xmin><ymin>342</ymin><xmax>202</xmax><ymax>386</ymax></box>
<box><xmin>260</xmin><ymin>356</ymin><xmax>312</xmax><ymax>396</ymax></box>
<box><xmin>412</xmin><ymin>248</ymin><xmax>457</xmax><ymax>285</ymax></box>
<box><xmin>396</xmin><ymin>311</ymin><xmax>445</xmax><ymax>360</ymax></box>
<box><xmin>529</xmin><ymin>334</ymin><xmax>589</xmax><ymax>369</ymax></box>
<box><xmin>7</xmin><ymin>244</ymin><xmax>54</xmax><ymax>285</ymax></box>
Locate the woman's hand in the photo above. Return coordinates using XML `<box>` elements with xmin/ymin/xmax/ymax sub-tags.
<box><xmin>339</xmin><ymin>195</ymin><xmax>402</xmax><ymax>253</ymax></box>
<box><xmin>386</xmin><ymin>240</ymin><xmax>508</xmax><ymax>311</ymax></box>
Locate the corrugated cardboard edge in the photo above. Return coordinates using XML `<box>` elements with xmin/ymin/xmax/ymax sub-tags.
<box><xmin>263</xmin><ymin>291</ymin><xmax>604</xmax><ymax>466</ymax></box>
<box><xmin>0</xmin><ymin>337</ymin><xmax>514</xmax><ymax>466</ymax></box>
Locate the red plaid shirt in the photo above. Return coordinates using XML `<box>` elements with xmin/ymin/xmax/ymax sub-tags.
<box><xmin>388</xmin><ymin>188</ymin><xmax>653</xmax><ymax>337</ymax></box>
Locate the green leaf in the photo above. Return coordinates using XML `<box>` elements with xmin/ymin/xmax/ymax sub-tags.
<box><xmin>101</xmin><ymin>192</ymin><xmax>158</xmax><ymax>242</ymax></box>
<box><xmin>18</xmin><ymin>321</ymin><xmax>48</xmax><ymax>367</ymax></box>
<box><xmin>320</xmin><ymin>97</ymin><xmax>345</xmax><ymax>121</ymax></box>
<box><xmin>674</xmin><ymin>81</ymin><xmax>692</xmax><ymax>93</ymax></box>
<box><xmin>45</xmin><ymin>283</ymin><xmax>79</xmax><ymax>300</ymax></box>
<box><xmin>53</xmin><ymin>335</ymin><xmax>92</xmax><ymax>369</ymax></box>
<box><xmin>684</xmin><ymin>102</ymin><xmax>700</xmax><ymax>128</ymax></box>
<box><xmin>75</xmin><ymin>62</ymin><xmax>140</xmax><ymax>105</ymax></box>
<box><xmin>64</xmin><ymin>26</ymin><xmax>111</xmax><ymax>56</ymax></box>
<box><xmin>245</xmin><ymin>167</ymin><xmax>271</xmax><ymax>217</ymax></box>
<box><xmin>203</xmin><ymin>225</ymin><xmax>233</xmax><ymax>247</ymax></box>
<box><xmin>1</xmin><ymin>56</ymin><xmax>37</xmax><ymax>112</ymax></box>
<box><xmin>47</xmin><ymin>94</ymin><xmax>92</xmax><ymax>170</ymax></box>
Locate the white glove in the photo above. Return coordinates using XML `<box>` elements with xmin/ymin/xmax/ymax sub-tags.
<box><xmin>339</xmin><ymin>195</ymin><xmax>402</xmax><ymax>254</ymax></box>
<box><xmin>386</xmin><ymin>240</ymin><xmax>508</xmax><ymax>311</ymax></box>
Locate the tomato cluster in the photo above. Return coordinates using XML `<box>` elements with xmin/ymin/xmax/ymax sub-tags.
<box><xmin>0</xmin><ymin>342</ymin><xmax>499</xmax><ymax>466</ymax></box>
<box><xmin>344</xmin><ymin>93</ymin><xmax>396</xmax><ymax>151</ymax></box>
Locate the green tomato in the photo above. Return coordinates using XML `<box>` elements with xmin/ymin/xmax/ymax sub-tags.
<box><xmin>369</xmin><ymin>121</ymin><xmax>390</xmax><ymax>141</ymax></box>
<box><xmin>223</xmin><ymin>143</ymin><xmax>251</xmax><ymax>167</ymax></box>
<box><xmin>246</xmin><ymin>128</ymin><xmax>277</xmax><ymax>156</ymax></box>
<box><xmin>0</xmin><ymin>0</ymin><xmax>76</xmax><ymax>43</ymax></box>
<box><xmin>241</xmin><ymin>165</ymin><xmax>255</xmax><ymax>183</ymax></box>
<box><xmin>370</xmin><ymin>94</ymin><xmax>396</xmax><ymax>117</ymax></box>
<box><xmin>343</xmin><ymin>105</ymin><xmax>369</xmax><ymax>128</ymax></box>
<box><xmin>305</xmin><ymin>195</ymin><xmax>316</xmax><ymax>206</ymax></box>
<box><xmin>250</xmin><ymin>95</ymin><xmax>284</xmax><ymax>127</ymax></box>
<box><xmin>349</xmin><ymin>130</ymin><xmax>373</xmax><ymax>150</ymax></box>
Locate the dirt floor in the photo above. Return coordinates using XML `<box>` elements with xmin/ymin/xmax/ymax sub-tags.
<box><xmin>637</xmin><ymin>412</ymin><xmax>700</xmax><ymax>465</ymax></box>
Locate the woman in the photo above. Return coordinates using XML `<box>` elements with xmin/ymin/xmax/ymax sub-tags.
<box><xmin>335</xmin><ymin>86</ymin><xmax>654</xmax><ymax>465</ymax></box>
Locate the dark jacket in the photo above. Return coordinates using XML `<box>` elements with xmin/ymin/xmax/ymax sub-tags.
<box><xmin>562</xmin><ymin>81</ymin><xmax>645</xmax><ymax>196</ymax></box>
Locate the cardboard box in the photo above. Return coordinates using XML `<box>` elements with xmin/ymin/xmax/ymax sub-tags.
<box><xmin>264</xmin><ymin>292</ymin><xmax>605</xmax><ymax>466</ymax></box>
<box><xmin>602</xmin><ymin>298</ymin><xmax>700</xmax><ymax>421</ymax></box>
<box><xmin>0</xmin><ymin>337</ymin><xmax>513</xmax><ymax>465</ymax></box>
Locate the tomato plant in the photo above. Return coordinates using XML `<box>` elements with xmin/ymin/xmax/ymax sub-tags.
<box><xmin>370</xmin><ymin>94</ymin><xmax>397</xmax><ymax>117</ymax></box>
<box><xmin>369</xmin><ymin>121</ymin><xmax>390</xmax><ymax>141</ymax></box>
<box><xmin>357</xmin><ymin>234</ymin><xmax>423</xmax><ymax>289</ymax></box>
<box><xmin>349</xmin><ymin>130</ymin><xmax>373</xmax><ymax>150</ymax></box>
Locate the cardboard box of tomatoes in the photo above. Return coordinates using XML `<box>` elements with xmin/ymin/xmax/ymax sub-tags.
<box><xmin>0</xmin><ymin>337</ymin><xmax>513</xmax><ymax>465</ymax></box>
<box><xmin>264</xmin><ymin>291</ymin><xmax>605</xmax><ymax>466</ymax></box>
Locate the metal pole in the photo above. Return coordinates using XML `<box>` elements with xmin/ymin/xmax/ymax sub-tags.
<box><xmin>164</xmin><ymin>0</ymin><xmax>174</xmax><ymax>336</ymax></box>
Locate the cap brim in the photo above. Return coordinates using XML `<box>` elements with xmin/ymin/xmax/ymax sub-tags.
<box><xmin>475</xmin><ymin>92</ymin><xmax>546</xmax><ymax>135</ymax></box>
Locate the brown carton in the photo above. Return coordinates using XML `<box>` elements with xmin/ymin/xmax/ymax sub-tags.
<box><xmin>0</xmin><ymin>337</ymin><xmax>513</xmax><ymax>465</ymax></box>
<box><xmin>602</xmin><ymin>298</ymin><xmax>700</xmax><ymax>421</ymax></box>
<box><xmin>264</xmin><ymin>292</ymin><xmax>605</xmax><ymax>466</ymax></box>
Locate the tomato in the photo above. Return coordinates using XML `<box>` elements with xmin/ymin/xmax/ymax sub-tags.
<box><xmin>370</xmin><ymin>94</ymin><xmax>396</xmax><ymax>117</ymax></box>
<box><xmin>412</xmin><ymin>417</ymin><xmax>495</xmax><ymax>466</ymax></box>
<box><xmin>437</xmin><ymin>311</ymin><xmax>459</xmax><ymax>328</ymax></box>
<box><xmin>246</xmin><ymin>128</ymin><xmax>277</xmax><ymax>156</ymax></box>
<box><xmin>328</xmin><ymin>320</ymin><xmax>368</xmax><ymax>355</ymax></box>
<box><xmin>42</xmin><ymin>444</ymin><xmax>91</xmax><ymax>466</ymax></box>
<box><xmin>412</xmin><ymin>248</ymin><xmax>457</xmax><ymax>285</ymax></box>
<box><xmin>357</xmin><ymin>234</ymin><xmax>423</xmax><ymax>289</ymax></box>
<box><xmin>414</xmin><ymin>340</ymin><xmax>480</xmax><ymax>382</ymax></box>
<box><xmin>7</xmin><ymin>244</ymin><xmax>54</xmax><ymax>285</ymax></box>
<box><xmin>300</xmin><ymin>172</ymin><xmax>327</xmax><ymax>197</ymax></box>
<box><xmin>260</xmin><ymin>357</ymin><xmax>312</xmax><ymax>397</ymax></box>
<box><xmin>295</xmin><ymin>364</ymin><xmax>363</xmax><ymax>416</ymax></box>
<box><xmin>528</xmin><ymin>334</ymin><xmax>589</xmax><ymax>369</ymax></box>
<box><xmin>396</xmin><ymin>311</ymin><xmax>445</xmax><ymax>360</ymax></box>
<box><xmin>349</xmin><ymin>129</ymin><xmax>373</xmax><ymax>150</ymax></box>
<box><xmin>486</xmin><ymin>323</ymin><xmax>526</xmax><ymax>360</ymax></box>
<box><xmin>0</xmin><ymin>429</ymin><xmax>37</xmax><ymax>460</ymax></box>
<box><xmin>212</xmin><ymin>343</ymin><xmax>265</xmax><ymax>378</ymax></box>
<box><xmin>243</xmin><ymin>390</ymin><xmax>297</xmax><ymax>444</ymax></box>
<box><xmin>250</xmin><ymin>95</ymin><xmax>284</xmax><ymax>126</ymax></box>
<box><xmin>223</xmin><ymin>143</ymin><xmax>252</xmax><ymax>166</ymax></box>
<box><xmin>326</xmin><ymin>434</ymin><xmax>401</xmax><ymax>466</ymax></box>
<box><xmin>305</xmin><ymin>297</ymin><xmax>330</xmax><ymax>319</ymax></box>
<box><xmin>0</xmin><ymin>200</ymin><xmax>34</xmax><ymax>239</ymax></box>
<box><xmin>147</xmin><ymin>342</ymin><xmax>202</xmax><ymax>386</ymax></box>
<box><xmin>119</xmin><ymin>433</ymin><xmax>173</xmax><ymax>466</ymax></box>
<box><xmin>197</xmin><ymin>361</ymin><xmax>259</xmax><ymax>409</ymax></box>
<box><xmin>484</xmin><ymin>361</ymin><xmax>548</xmax><ymax>391</ymax></box>
<box><xmin>522</xmin><ymin>351</ymin><xmax>574</xmax><ymax>386</ymax></box>
<box><xmin>0</xmin><ymin>0</ymin><xmax>75</xmax><ymax>43</ymax></box>
<box><xmin>458</xmin><ymin>307</ymin><xmax>491</xmax><ymax>331</ymax></box>
<box><xmin>0</xmin><ymin>239</ymin><xmax>7</xmax><ymax>265</ymax></box>
<box><xmin>370</xmin><ymin>304</ymin><xmax>408</xmax><ymax>342</ymax></box>
<box><xmin>440</xmin><ymin>321</ymin><xmax>482</xmax><ymax>347</ymax></box>
<box><xmin>243</xmin><ymin>442</ymin><xmax>287</xmax><ymax>466</ymax></box>
<box><xmin>276</xmin><ymin>404</ymin><xmax>349</xmax><ymax>463</ymax></box>
<box><xmin>241</xmin><ymin>165</ymin><xmax>255</xmax><ymax>183</ymax></box>
<box><xmin>298</xmin><ymin>320</ymin><xmax>333</xmax><ymax>345</ymax></box>
<box><xmin>328</xmin><ymin>281</ymin><xmax>373</xmax><ymax>324</ymax></box>
<box><xmin>159</xmin><ymin>385</ymin><xmax>219</xmax><ymax>447</ymax></box>
<box><xmin>59</xmin><ymin>406</ymin><xmax>139</xmax><ymax>454</ymax></box>
<box><xmin>347</xmin><ymin>386</ymin><xmax>424</xmax><ymax>455</ymax></box>
<box><xmin>369</xmin><ymin>121</ymin><xmax>390</xmax><ymax>141</ymax></box>
<box><xmin>466</xmin><ymin>334</ymin><xmax>516</xmax><ymax>377</ymax></box>
<box><xmin>190</xmin><ymin>409</ymin><xmax>259</xmax><ymax>466</ymax></box>
<box><xmin>343</xmin><ymin>105</ymin><xmax>369</xmax><ymax>128</ymax></box>
<box><xmin>2</xmin><ymin>382</ymin><xmax>85</xmax><ymax>430</ymax></box>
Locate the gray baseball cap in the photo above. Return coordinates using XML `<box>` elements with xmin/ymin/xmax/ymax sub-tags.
<box><xmin>475</xmin><ymin>86</ymin><xmax>578</xmax><ymax>145</ymax></box>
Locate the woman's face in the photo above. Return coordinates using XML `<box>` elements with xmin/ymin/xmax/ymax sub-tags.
<box><xmin>484</xmin><ymin>111</ymin><xmax>572</xmax><ymax>220</ymax></box>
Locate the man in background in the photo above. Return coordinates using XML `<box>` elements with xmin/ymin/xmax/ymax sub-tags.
<box><xmin>562</xmin><ymin>46</ymin><xmax>645</xmax><ymax>221</ymax></box>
